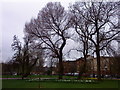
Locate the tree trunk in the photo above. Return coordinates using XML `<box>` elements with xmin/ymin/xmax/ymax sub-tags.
<box><xmin>77</xmin><ymin>61</ymin><xmax>86</xmax><ymax>79</ymax></box>
<box><xmin>58</xmin><ymin>36</ymin><xmax>66</xmax><ymax>79</ymax></box>
<box><xmin>96</xmin><ymin>26</ymin><xmax>101</xmax><ymax>81</ymax></box>
<box><xmin>96</xmin><ymin>49</ymin><xmax>101</xmax><ymax>80</ymax></box>
<box><xmin>77</xmin><ymin>52</ymin><xmax>87</xmax><ymax>80</ymax></box>
<box><xmin>22</xmin><ymin>63</ymin><xmax>25</xmax><ymax>80</ymax></box>
<box><xmin>95</xmin><ymin>20</ymin><xmax>101</xmax><ymax>81</ymax></box>
<box><xmin>58</xmin><ymin>56</ymin><xmax>63</xmax><ymax>79</ymax></box>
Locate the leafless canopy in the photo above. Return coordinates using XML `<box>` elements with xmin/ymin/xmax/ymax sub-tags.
<box><xmin>25</xmin><ymin>2</ymin><xmax>72</xmax><ymax>79</ymax></box>
<box><xmin>70</xmin><ymin>1</ymin><xmax>119</xmax><ymax>80</ymax></box>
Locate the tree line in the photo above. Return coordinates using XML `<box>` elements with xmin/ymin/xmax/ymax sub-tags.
<box><xmin>3</xmin><ymin>1</ymin><xmax>120</xmax><ymax>80</ymax></box>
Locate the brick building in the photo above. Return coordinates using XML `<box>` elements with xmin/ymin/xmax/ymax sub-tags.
<box><xmin>63</xmin><ymin>60</ymin><xmax>76</xmax><ymax>74</ymax></box>
<box><xmin>89</xmin><ymin>56</ymin><xmax>114</xmax><ymax>75</ymax></box>
<box><xmin>62</xmin><ymin>56</ymin><xmax>114</xmax><ymax>75</ymax></box>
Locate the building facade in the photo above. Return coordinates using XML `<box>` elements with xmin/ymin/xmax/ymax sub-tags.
<box><xmin>62</xmin><ymin>56</ymin><xmax>114</xmax><ymax>75</ymax></box>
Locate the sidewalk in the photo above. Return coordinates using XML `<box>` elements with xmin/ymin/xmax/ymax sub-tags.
<box><xmin>1</xmin><ymin>77</ymin><xmax>120</xmax><ymax>80</ymax></box>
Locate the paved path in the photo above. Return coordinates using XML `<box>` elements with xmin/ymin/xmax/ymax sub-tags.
<box><xmin>1</xmin><ymin>77</ymin><xmax>120</xmax><ymax>80</ymax></box>
<box><xmin>0</xmin><ymin>77</ymin><xmax>30</xmax><ymax>80</ymax></box>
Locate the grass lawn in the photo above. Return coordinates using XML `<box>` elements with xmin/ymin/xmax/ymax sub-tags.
<box><xmin>2</xmin><ymin>79</ymin><xmax>120</xmax><ymax>88</ymax></box>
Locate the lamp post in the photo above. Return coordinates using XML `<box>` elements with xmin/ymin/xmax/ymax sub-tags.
<box><xmin>38</xmin><ymin>59</ymin><xmax>40</xmax><ymax>88</ymax></box>
<box><xmin>104</xmin><ymin>65</ymin><xmax>108</xmax><ymax>78</ymax></box>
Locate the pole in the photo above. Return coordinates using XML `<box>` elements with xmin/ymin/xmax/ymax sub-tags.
<box><xmin>39</xmin><ymin>59</ymin><xmax>40</xmax><ymax>88</ymax></box>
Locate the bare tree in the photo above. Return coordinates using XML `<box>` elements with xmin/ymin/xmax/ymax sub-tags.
<box><xmin>70</xmin><ymin>6</ymin><xmax>94</xmax><ymax>79</ymax></box>
<box><xmin>11</xmin><ymin>35</ymin><xmax>22</xmax><ymax>75</ymax></box>
<box><xmin>70</xmin><ymin>2</ymin><xmax>119</xmax><ymax>80</ymax></box>
<box><xmin>12</xmin><ymin>35</ymin><xmax>44</xmax><ymax>79</ymax></box>
<box><xmin>25</xmin><ymin>2</ymin><xmax>72</xmax><ymax>79</ymax></box>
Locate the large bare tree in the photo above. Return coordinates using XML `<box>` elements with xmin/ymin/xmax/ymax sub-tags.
<box><xmin>25</xmin><ymin>2</ymin><xmax>72</xmax><ymax>79</ymax></box>
<box><xmin>70</xmin><ymin>2</ymin><xmax>119</xmax><ymax>80</ymax></box>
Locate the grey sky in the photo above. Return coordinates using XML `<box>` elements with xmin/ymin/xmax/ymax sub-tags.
<box><xmin>0</xmin><ymin>0</ymin><xmax>119</xmax><ymax>63</ymax></box>
<box><xmin>0</xmin><ymin>0</ymin><xmax>79</xmax><ymax>62</ymax></box>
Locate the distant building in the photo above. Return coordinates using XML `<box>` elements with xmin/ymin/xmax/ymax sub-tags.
<box><xmin>62</xmin><ymin>56</ymin><xmax>114</xmax><ymax>76</ymax></box>
<box><xmin>63</xmin><ymin>60</ymin><xmax>76</xmax><ymax>74</ymax></box>
<box><xmin>88</xmin><ymin>56</ymin><xmax>114</xmax><ymax>75</ymax></box>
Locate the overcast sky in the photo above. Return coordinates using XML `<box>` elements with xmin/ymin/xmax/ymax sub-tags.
<box><xmin>0</xmin><ymin>0</ymin><xmax>119</xmax><ymax>63</ymax></box>
<box><xmin>0</xmin><ymin>0</ymin><xmax>81</xmax><ymax>63</ymax></box>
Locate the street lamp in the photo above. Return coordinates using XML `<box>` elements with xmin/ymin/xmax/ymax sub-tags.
<box><xmin>38</xmin><ymin>59</ymin><xmax>41</xmax><ymax>88</ymax></box>
<box><xmin>104</xmin><ymin>64</ymin><xmax>108</xmax><ymax>78</ymax></box>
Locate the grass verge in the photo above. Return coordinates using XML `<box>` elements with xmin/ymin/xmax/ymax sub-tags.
<box><xmin>2</xmin><ymin>79</ymin><xmax>120</xmax><ymax>88</ymax></box>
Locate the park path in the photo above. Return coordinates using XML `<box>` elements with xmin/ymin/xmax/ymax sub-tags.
<box><xmin>0</xmin><ymin>77</ymin><xmax>57</xmax><ymax>80</ymax></box>
<box><xmin>1</xmin><ymin>77</ymin><xmax>120</xmax><ymax>80</ymax></box>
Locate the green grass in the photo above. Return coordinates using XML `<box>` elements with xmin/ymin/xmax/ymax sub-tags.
<box><xmin>2</xmin><ymin>75</ymin><xmax>21</xmax><ymax>78</ymax></box>
<box><xmin>2</xmin><ymin>79</ymin><xmax>120</xmax><ymax>88</ymax></box>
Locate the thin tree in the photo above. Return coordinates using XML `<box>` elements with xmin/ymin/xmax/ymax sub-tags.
<box><xmin>69</xmin><ymin>2</ymin><xmax>95</xmax><ymax>79</ymax></box>
<box><xmin>12</xmin><ymin>35</ymin><xmax>43</xmax><ymax>79</ymax></box>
